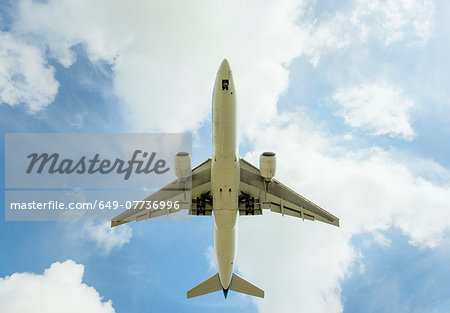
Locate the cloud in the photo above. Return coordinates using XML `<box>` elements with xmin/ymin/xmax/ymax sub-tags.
<box><xmin>300</xmin><ymin>0</ymin><xmax>435</xmax><ymax>65</ymax></box>
<box><xmin>1</xmin><ymin>0</ymin><xmax>123</xmax><ymax>114</ymax></box>
<box><xmin>372</xmin><ymin>231</ymin><xmax>392</xmax><ymax>247</ymax></box>
<box><xmin>79</xmin><ymin>221</ymin><xmax>132</xmax><ymax>255</ymax></box>
<box><xmin>352</xmin><ymin>0</ymin><xmax>435</xmax><ymax>46</ymax></box>
<box><xmin>3</xmin><ymin>0</ymin><xmax>434</xmax><ymax>129</ymax></box>
<box><xmin>238</xmin><ymin>217</ymin><xmax>354</xmax><ymax>313</ymax></box>
<box><xmin>238</xmin><ymin>109</ymin><xmax>450</xmax><ymax>312</ymax></box>
<box><xmin>333</xmin><ymin>80</ymin><xmax>415</xmax><ymax>140</ymax></box>
<box><xmin>2</xmin><ymin>1</ymin><xmax>445</xmax><ymax>312</ymax></box>
<box><xmin>203</xmin><ymin>245</ymin><xmax>216</xmax><ymax>273</ymax></box>
<box><xmin>0</xmin><ymin>31</ymin><xmax>59</xmax><ymax>113</ymax></box>
<box><xmin>6</xmin><ymin>0</ymin><xmax>306</xmax><ymax>132</ymax></box>
<box><xmin>246</xmin><ymin>109</ymin><xmax>450</xmax><ymax>246</ymax></box>
<box><xmin>13</xmin><ymin>0</ymin><xmax>122</xmax><ymax>67</ymax></box>
<box><xmin>0</xmin><ymin>260</ymin><xmax>115</xmax><ymax>313</ymax></box>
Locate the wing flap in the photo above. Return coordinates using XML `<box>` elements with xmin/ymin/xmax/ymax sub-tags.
<box><xmin>239</xmin><ymin>158</ymin><xmax>340</xmax><ymax>227</ymax></box>
<box><xmin>111</xmin><ymin>159</ymin><xmax>212</xmax><ymax>227</ymax></box>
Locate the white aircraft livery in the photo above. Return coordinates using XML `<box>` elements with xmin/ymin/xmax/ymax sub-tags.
<box><xmin>111</xmin><ymin>59</ymin><xmax>340</xmax><ymax>299</ymax></box>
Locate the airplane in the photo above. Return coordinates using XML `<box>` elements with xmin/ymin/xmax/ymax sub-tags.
<box><xmin>111</xmin><ymin>59</ymin><xmax>340</xmax><ymax>299</ymax></box>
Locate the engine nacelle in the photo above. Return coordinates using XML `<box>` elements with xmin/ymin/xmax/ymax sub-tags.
<box><xmin>259</xmin><ymin>152</ymin><xmax>276</xmax><ymax>182</ymax></box>
<box><xmin>174</xmin><ymin>152</ymin><xmax>191</xmax><ymax>181</ymax></box>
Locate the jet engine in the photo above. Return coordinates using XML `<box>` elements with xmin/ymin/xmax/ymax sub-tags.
<box><xmin>174</xmin><ymin>152</ymin><xmax>191</xmax><ymax>181</ymax></box>
<box><xmin>259</xmin><ymin>152</ymin><xmax>276</xmax><ymax>182</ymax></box>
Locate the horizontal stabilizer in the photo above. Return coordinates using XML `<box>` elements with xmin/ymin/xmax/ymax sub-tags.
<box><xmin>187</xmin><ymin>273</ymin><xmax>222</xmax><ymax>298</ymax></box>
<box><xmin>230</xmin><ymin>273</ymin><xmax>264</xmax><ymax>298</ymax></box>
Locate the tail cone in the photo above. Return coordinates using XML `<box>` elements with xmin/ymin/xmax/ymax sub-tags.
<box><xmin>222</xmin><ymin>288</ymin><xmax>229</xmax><ymax>298</ymax></box>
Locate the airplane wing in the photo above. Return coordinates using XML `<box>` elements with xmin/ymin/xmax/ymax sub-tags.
<box><xmin>239</xmin><ymin>158</ymin><xmax>340</xmax><ymax>227</ymax></box>
<box><xmin>111</xmin><ymin>158</ymin><xmax>212</xmax><ymax>227</ymax></box>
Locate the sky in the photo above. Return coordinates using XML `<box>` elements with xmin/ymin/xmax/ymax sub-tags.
<box><xmin>1</xmin><ymin>0</ymin><xmax>450</xmax><ymax>312</ymax></box>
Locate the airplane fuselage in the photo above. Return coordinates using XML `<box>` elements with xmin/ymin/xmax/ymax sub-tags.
<box><xmin>211</xmin><ymin>59</ymin><xmax>238</xmax><ymax>289</ymax></box>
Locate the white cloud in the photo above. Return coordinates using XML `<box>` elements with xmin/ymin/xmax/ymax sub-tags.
<box><xmin>237</xmin><ymin>109</ymin><xmax>450</xmax><ymax>312</ymax></box>
<box><xmin>333</xmin><ymin>80</ymin><xmax>415</xmax><ymax>140</ymax></box>
<box><xmin>0</xmin><ymin>31</ymin><xmax>59</xmax><ymax>113</ymax></box>
<box><xmin>1</xmin><ymin>0</ymin><xmax>124</xmax><ymax>114</ymax></box>
<box><xmin>80</xmin><ymin>221</ymin><xmax>132</xmax><ymax>255</ymax></box>
<box><xmin>203</xmin><ymin>245</ymin><xmax>216</xmax><ymax>273</ymax></box>
<box><xmin>2</xmin><ymin>1</ymin><xmax>445</xmax><ymax>312</ymax></box>
<box><xmin>373</xmin><ymin>231</ymin><xmax>392</xmax><ymax>247</ymax></box>
<box><xmin>247</xmin><ymin>110</ymin><xmax>450</xmax><ymax>246</ymax></box>
<box><xmin>8</xmin><ymin>0</ymin><xmax>306</xmax><ymax>132</ymax></box>
<box><xmin>238</xmin><ymin>217</ymin><xmax>354</xmax><ymax>313</ymax></box>
<box><xmin>352</xmin><ymin>0</ymin><xmax>435</xmax><ymax>46</ymax></box>
<box><xmin>107</xmin><ymin>0</ymin><xmax>305</xmax><ymax>134</ymax></box>
<box><xmin>0</xmin><ymin>260</ymin><xmax>115</xmax><ymax>313</ymax></box>
<box><xmin>4</xmin><ymin>0</ymin><xmax>433</xmax><ymax>126</ymax></box>
<box><xmin>299</xmin><ymin>11</ymin><xmax>353</xmax><ymax>66</ymax></box>
<box><xmin>300</xmin><ymin>0</ymin><xmax>435</xmax><ymax>64</ymax></box>
<box><xmin>13</xmin><ymin>0</ymin><xmax>123</xmax><ymax>67</ymax></box>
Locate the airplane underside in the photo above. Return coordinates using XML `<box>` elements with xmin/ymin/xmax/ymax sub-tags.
<box><xmin>111</xmin><ymin>59</ymin><xmax>340</xmax><ymax>299</ymax></box>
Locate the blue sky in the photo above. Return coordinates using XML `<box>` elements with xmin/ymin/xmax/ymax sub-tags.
<box><xmin>1</xmin><ymin>1</ymin><xmax>450</xmax><ymax>312</ymax></box>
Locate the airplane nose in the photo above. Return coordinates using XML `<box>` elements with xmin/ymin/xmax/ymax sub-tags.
<box><xmin>219</xmin><ymin>58</ymin><xmax>231</xmax><ymax>73</ymax></box>
<box><xmin>215</xmin><ymin>58</ymin><xmax>233</xmax><ymax>92</ymax></box>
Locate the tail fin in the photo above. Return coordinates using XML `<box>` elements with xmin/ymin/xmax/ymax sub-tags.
<box><xmin>229</xmin><ymin>273</ymin><xmax>264</xmax><ymax>298</ymax></box>
<box><xmin>187</xmin><ymin>273</ymin><xmax>222</xmax><ymax>298</ymax></box>
<box><xmin>187</xmin><ymin>273</ymin><xmax>264</xmax><ymax>299</ymax></box>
